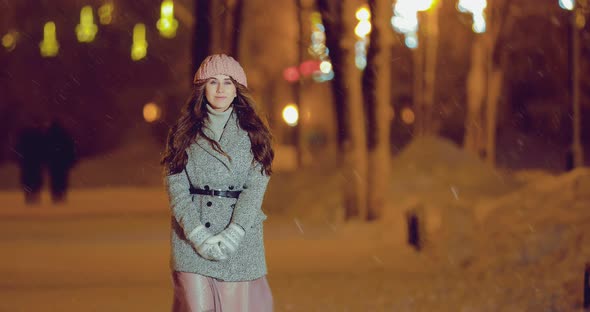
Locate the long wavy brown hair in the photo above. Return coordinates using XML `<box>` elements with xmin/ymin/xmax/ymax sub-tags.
<box><xmin>161</xmin><ymin>78</ymin><xmax>274</xmax><ymax>176</ymax></box>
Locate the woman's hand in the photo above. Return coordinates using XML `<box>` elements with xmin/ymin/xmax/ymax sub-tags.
<box><xmin>213</xmin><ymin>223</ymin><xmax>245</xmax><ymax>256</ymax></box>
<box><xmin>188</xmin><ymin>225</ymin><xmax>228</xmax><ymax>261</ymax></box>
<box><xmin>196</xmin><ymin>237</ymin><xmax>228</xmax><ymax>261</ymax></box>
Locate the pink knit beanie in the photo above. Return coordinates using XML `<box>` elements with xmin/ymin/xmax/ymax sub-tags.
<box><xmin>193</xmin><ymin>54</ymin><xmax>248</xmax><ymax>87</ymax></box>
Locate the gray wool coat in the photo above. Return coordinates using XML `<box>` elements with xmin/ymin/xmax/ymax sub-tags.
<box><xmin>165</xmin><ymin>112</ymin><xmax>270</xmax><ymax>282</ymax></box>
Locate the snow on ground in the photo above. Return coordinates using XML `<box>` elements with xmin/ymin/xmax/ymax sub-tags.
<box><xmin>1</xmin><ymin>136</ymin><xmax>590</xmax><ymax>310</ymax></box>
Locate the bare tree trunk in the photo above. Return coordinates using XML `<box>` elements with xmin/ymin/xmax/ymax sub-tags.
<box><xmin>317</xmin><ymin>0</ymin><xmax>347</xmax><ymax>154</ymax></box>
<box><xmin>209</xmin><ymin>0</ymin><xmax>242</xmax><ymax>55</ymax></box>
<box><xmin>484</xmin><ymin>0</ymin><xmax>512</xmax><ymax>166</ymax></box>
<box><xmin>366</xmin><ymin>0</ymin><xmax>393</xmax><ymax>221</ymax></box>
<box><xmin>413</xmin><ymin>13</ymin><xmax>426</xmax><ymax>136</ymax></box>
<box><xmin>570</xmin><ymin>8</ymin><xmax>584</xmax><ymax>167</ymax></box>
<box><xmin>413</xmin><ymin>5</ymin><xmax>439</xmax><ymax>136</ymax></box>
<box><xmin>191</xmin><ymin>0</ymin><xmax>211</xmax><ymax>79</ymax></box>
<box><xmin>318</xmin><ymin>0</ymin><xmax>368</xmax><ymax>220</ymax></box>
<box><xmin>463</xmin><ymin>0</ymin><xmax>512</xmax><ymax>165</ymax></box>
<box><xmin>292</xmin><ymin>0</ymin><xmax>306</xmax><ymax>168</ymax></box>
<box><xmin>209</xmin><ymin>1</ymin><xmax>227</xmax><ymax>54</ymax></box>
<box><xmin>341</xmin><ymin>2</ymin><xmax>368</xmax><ymax>220</ymax></box>
<box><xmin>423</xmin><ymin>3</ymin><xmax>440</xmax><ymax>135</ymax></box>
<box><xmin>485</xmin><ymin>67</ymin><xmax>502</xmax><ymax>165</ymax></box>
<box><xmin>464</xmin><ymin>36</ymin><xmax>487</xmax><ymax>157</ymax></box>
<box><xmin>229</xmin><ymin>0</ymin><xmax>243</xmax><ymax>58</ymax></box>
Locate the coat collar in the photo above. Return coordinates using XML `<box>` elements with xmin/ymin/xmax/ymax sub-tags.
<box><xmin>195</xmin><ymin>110</ymin><xmax>242</xmax><ymax>170</ymax></box>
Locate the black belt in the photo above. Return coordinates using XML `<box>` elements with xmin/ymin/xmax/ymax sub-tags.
<box><xmin>189</xmin><ymin>187</ymin><xmax>241</xmax><ymax>199</ymax></box>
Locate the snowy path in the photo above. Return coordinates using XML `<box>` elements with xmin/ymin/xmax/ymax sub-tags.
<box><xmin>1</xmin><ymin>184</ymin><xmax>588</xmax><ymax>311</ymax></box>
<box><xmin>0</xmin><ymin>212</ymin><xmax>445</xmax><ymax>312</ymax></box>
<box><xmin>0</xmin><ymin>189</ymin><xmax>426</xmax><ymax>311</ymax></box>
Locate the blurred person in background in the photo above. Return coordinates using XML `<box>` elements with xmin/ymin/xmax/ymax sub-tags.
<box><xmin>45</xmin><ymin>119</ymin><xmax>77</xmax><ymax>203</ymax></box>
<box><xmin>15</xmin><ymin>124</ymin><xmax>46</xmax><ymax>204</ymax></box>
<box><xmin>161</xmin><ymin>54</ymin><xmax>274</xmax><ymax>312</ymax></box>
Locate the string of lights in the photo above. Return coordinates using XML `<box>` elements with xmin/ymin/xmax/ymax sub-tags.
<box><xmin>2</xmin><ymin>1</ymin><xmax>178</xmax><ymax>61</ymax></box>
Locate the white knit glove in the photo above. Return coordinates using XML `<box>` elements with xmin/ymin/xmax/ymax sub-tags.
<box><xmin>212</xmin><ymin>223</ymin><xmax>246</xmax><ymax>256</ymax></box>
<box><xmin>188</xmin><ymin>225</ymin><xmax>227</xmax><ymax>261</ymax></box>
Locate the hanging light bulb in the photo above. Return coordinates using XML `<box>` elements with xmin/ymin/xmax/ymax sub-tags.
<box><xmin>40</xmin><ymin>21</ymin><xmax>59</xmax><ymax>57</ymax></box>
<box><xmin>131</xmin><ymin>23</ymin><xmax>147</xmax><ymax>61</ymax></box>
<box><xmin>76</xmin><ymin>6</ymin><xmax>98</xmax><ymax>42</ymax></box>
<box><xmin>157</xmin><ymin>0</ymin><xmax>179</xmax><ymax>38</ymax></box>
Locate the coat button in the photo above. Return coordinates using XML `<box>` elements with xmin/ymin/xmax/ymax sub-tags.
<box><xmin>206</xmin><ymin>201</ymin><xmax>212</xmax><ymax>207</ymax></box>
<box><xmin>243</xmin><ymin>185</ymin><xmax>248</xmax><ymax>189</ymax></box>
<box><xmin>205</xmin><ymin>222</ymin><xmax>211</xmax><ymax>228</ymax></box>
<box><xmin>229</xmin><ymin>185</ymin><xmax>234</xmax><ymax>190</ymax></box>
<box><xmin>231</xmin><ymin>204</ymin><xmax>235</xmax><ymax>208</ymax></box>
<box><xmin>204</xmin><ymin>185</ymin><xmax>210</xmax><ymax>190</ymax></box>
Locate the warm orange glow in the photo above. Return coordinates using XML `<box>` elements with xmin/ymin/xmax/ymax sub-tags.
<box><xmin>143</xmin><ymin>102</ymin><xmax>161</xmax><ymax>122</ymax></box>
<box><xmin>98</xmin><ymin>3</ymin><xmax>114</xmax><ymax>25</ymax></box>
<box><xmin>2</xmin><ymin>32</ymin><xmax>17</xmax><ymax>51</ymax></box>
<box><xmin>282</xmin><ymin>104</ymin><xmax>299</xmax><ymax>126</ymax></box>
<box><xmin>401</xmin><ymin>107</ymin><xmax>415</xmax><ymax>124</ymax></box>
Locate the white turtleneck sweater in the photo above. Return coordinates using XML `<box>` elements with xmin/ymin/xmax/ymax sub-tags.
<box><xmin>205</xmin><ymin>104</ymin><xmax>233</xmax><ymax>141</ymax></box>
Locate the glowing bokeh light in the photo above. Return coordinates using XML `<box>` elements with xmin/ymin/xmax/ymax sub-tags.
<box><xmin>98</xmin><ymin>3</ymin><xmax>114</xmax><ymax>25</ymax></box>
<box><xmin>319</xmin><ymin>61</ymin><xmax>332</xmax><ymax>74</ymax></box>
<box><xmin>143</xmin><ymin>102</ymin><xmax>162</xmax><ymax>123</ymax></box>
<box><xmin>39</xmin><ymin>21</ymin><xmax>59</xmax><ymax>57</ymax></box>
<box><xmin>559</xmin><ymin>0</ymin><xmax>574</xmax><ymax>10</ymax></box>
<box><xmin>131</xmin><ymin>23</ymin><xmax>147</xmax><ymax>61</ymax></box>
<box><xmin>457</xmin><ymin>0</ymin><xmax>487</xmax><ymax>33</ymax></box>
<box><xmin>282</xmin><ymin>104</ymin><xmax>299</xmax><ymax>127</ymax></box>
<box><xmin>354</xmin><ymin>20</ymin><xmax>372</xmax><ymax>38</ymax></box>
<box><xmin>392</xmin><ymin>0</ymin><xmax>435</xmax><ymax>48</ymax></box>
<box><xmin>2</xmin><ymin>32</ymin><xmax>17</xmax><ymax>51</ymax></box>
<box><xmin>355</xmin><ymin>7</ymin><xmax>371</xmax><ymax>21</ymax></box>
<box><xmin>457</xmin><ymin>0</ymin><xmax>486</xmax><ymax>13</ymax></box>
<box><xmin>401</xmin><ymin>107</ymin><xmax>415</xmax><ymax>124</ymax></box>
<box><xmin>283</xmin><ymin>67</ymin><xmax>300</xmax><ymax>82</ymax></box>
<box><xmin>157</xmin><ymin>0</ymin><xmax>179</xmax><ymax>38</ymax></box>
<box><xmin>405</xmin><ymin>32</ymin><xmax>418</xmax><ymax>49</ymax></box>
<box><xmin>300</xmin><ymin>60</ymin><xmax>320</xmax><ymax>77</ymax></box>
<box><xmin>76</xmin><ymin>6</ymin><xmax>98</xmax><ymax>43</ymax></box>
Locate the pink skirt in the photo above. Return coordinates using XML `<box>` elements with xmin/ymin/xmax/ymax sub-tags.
<box><xmin>171</xmin><ymin>271</ymin><xmax>273</xmax><ymax>312</ymax></box>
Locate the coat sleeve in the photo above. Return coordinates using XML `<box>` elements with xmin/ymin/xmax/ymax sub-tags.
<box><xmin>231</xmin><ymin>161</ymin><xmax>270</xmax><ymax>230</ymax></box>
<box><xmin>165</xmin><ymin>170</ymin><xmax>202</xmax><ymax>238</ymax></box>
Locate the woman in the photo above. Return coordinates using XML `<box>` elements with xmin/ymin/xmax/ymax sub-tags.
<box><xmin>161</xmin><ymin>54</ymin><xmax>274</xmax><ymax>312</ymax></box>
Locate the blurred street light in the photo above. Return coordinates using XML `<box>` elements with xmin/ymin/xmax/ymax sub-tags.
<box><xmin>354</xmin><ymin>5</ymin><xmax>371</xmax><ymax>70</ymax></box>
<box><xmin>354</xmin><ymin>7</ymin><xmax>371</xmax><ymax>38</ymax></box>
<box><xmin>309</xmin><ymin>12</ymin><xmax>328</xmax><ymax>57</ymax></box>
<box><xmin>319</xmin><ymin>60</ymin><xmax>332</xmax><ymax>74</ymax></box>
<box><xmin>143</xmin><ymin>102</ymin><xmax>162</xmax><ymax>122</ymax></box>
<box><xmin>355</xmin><ymin>6</ymin><xmax>370</xmax><ymax>21</ymax></box>
<box><xmin>560</xmin><ymin>0</ymin><xmax>575</xmax><ymax>10</ymax></box>
<box><xmin>457</xmin><ymin>0</ymin><xmax>487</xmax><ymax>33</ymax></box>
<box><xmin>392</xmin><ymin>0</ymin><xmax>435</xmax><ymax>49</ymax></box>
<box><xmin>131</xmin><ymin>23</ymin><xmax>147</xmax><ymax>61</ymax></box>
<box><xmin>157</xmin><ymin>0</ymin><xmax>179</xmax><ymax>38</ymax></box>
<box><xmin>76</xmin><ymin>6</ymin><xmax>98</xmax><ymax>43</ymax></box>
<box><xmin>39</xmin><ymin>22</ymin><xmax>59</xmax><ymax>57</ymax></box>
<box><xmin>309</xmin><ymin>11</ymin><xmax>333</xmax><ymax>81</ymax></box>
<box><xmin>2</xmin><ymin>31</ymin><xmax>17</xmax><ymax>51</ymax></box>
<box><xmin>401</xmin><ymin>107</ymin><xmax>415</xmax><ymax>124</ymax></box>
<box><xmin>282</xmin><ymin>104</ymin><xmax>299</xmax><ymax>126</ymax></box>
<box><xmin>98</xmin><ymin>2</ymin><xmax>114</xmax><ymax>25</ymax></box>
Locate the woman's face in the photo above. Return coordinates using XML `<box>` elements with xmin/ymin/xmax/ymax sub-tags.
<box><xmin>205</xmin><ymin>74</ymin><xmax>237</xmax><ymax>112</ymax></box>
